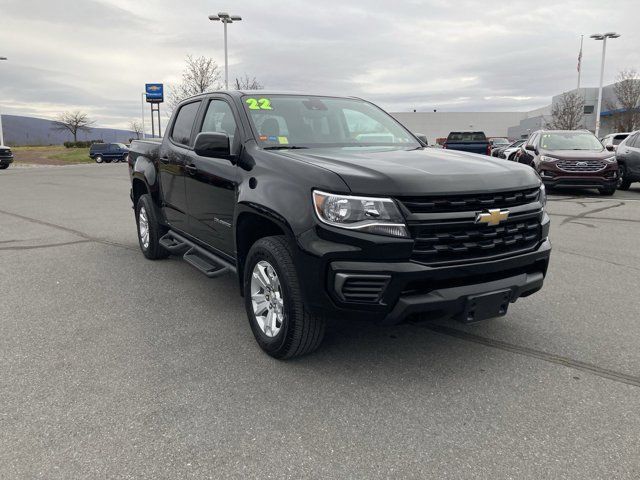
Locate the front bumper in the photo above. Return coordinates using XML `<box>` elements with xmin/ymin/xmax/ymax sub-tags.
<box><xmin>295</xmin><ymin>219</ymin><xmax>551</xmax><ymax>325</ymax></box>
<box><xmin>539</xmin><ymin>162</ymin><xmax>618</xmax><ymax>189</ymax></box>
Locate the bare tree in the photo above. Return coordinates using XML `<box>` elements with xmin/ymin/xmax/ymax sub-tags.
<box><xmin>52</xmin><ymin>111</ymin><xmax>95</xmax><ymax>142</ymax></box>
<box><xmin>234</xmin><ymin>74</ymin><xmax>264</xmax><ymax>90</ymax></box>
<box><xmin>168</xmin><ymin>55</ymin><xmax>223</xmax><ymax>112</ymax></box>
<box><xmin>547</xmin><ymin>91</ymin><xmax>584</xmax><ymax>130</ymax></box>
<box><xmin>129</xmin><ymin>120</ymin><xmax>143</xmax><ymax>139</ymax></box>
<box><xmin>611</xmin><ymin>69</ymin><xmax>640</xmax><ymax>132</ymax></box>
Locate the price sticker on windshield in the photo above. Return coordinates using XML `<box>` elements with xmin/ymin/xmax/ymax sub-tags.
<box><xmin>246</xmin><ymin>98</ymin><xmax>273</xmax><ymax>110</ymax></box>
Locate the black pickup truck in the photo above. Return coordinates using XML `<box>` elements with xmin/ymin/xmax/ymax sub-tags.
<box><xmin>128</xmin><ymin>92</ymin><xmax>551</xmax><ymax>358</ymax></box>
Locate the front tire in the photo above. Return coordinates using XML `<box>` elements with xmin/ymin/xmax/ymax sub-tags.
<box><xmin>244</xmin><ymin>236</ymin><xmax>325</xmax><ymax>359</ymax></box>
<box><xmin>0</xmin><ymin>164</ymin><xmax>9</xmax><ymax>170</ymax></box>
<box><xmin>135</xmin><ymin>194</ymin><xmax>169</xmax><ymax>260</ymax></box>
<box><xmin>599</xmin><ymin>186</ymin><xmax>616</xmax><ymax>196</ymax></box>
<box><xmin>95</xmin><ymin>155</ymin><xmax>103</xmax><ymax>164</ymax></box>
<box><xmin>617</xmin><ymin>164</ymin><xmax>631</xmax><ymax>190</ymax></box>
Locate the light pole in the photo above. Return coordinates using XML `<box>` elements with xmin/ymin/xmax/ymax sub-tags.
<box><xmin>0</xmin><ymin>57</ymin><xmax>7</xmax><ymax>146</ymax></box>
<box><xmin>141</xmin><ymin>92</ymin><xmax>146</xmax><ymax>139</ymax></box>
<box><xmin>208</xmin><ymin>12</ymin><xmax>242</xmax><ymax>90</ymax></box>
<box><xmin>590</xmin><ymin>32</ymin><xmax>620</xmax><ymax>137</ymax></box>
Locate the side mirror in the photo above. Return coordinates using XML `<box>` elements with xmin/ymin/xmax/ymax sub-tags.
<box><xmin>414</xmin><ymin>133</ymin><xmax>428</xmax><ymax>146</ymax></box>
<box><xmin>525</xmin><ymin>144</ymin><xmax>536</xmax><ymax>152</ymax></box>
<box><xmin>194</xmin><ymin>132</ymin><xmax>231</xmax><ymax>158</ymax></box>
<box><xmin>605</xmin><ymin>144</ymin><xmax>615</xmax><ymax>152</ymax></box>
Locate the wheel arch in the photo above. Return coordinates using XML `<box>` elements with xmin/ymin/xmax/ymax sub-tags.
<box><xmin>235</xmin><ymin>205</ymin><xmax>297</xmax><ymax>297</ymax></box>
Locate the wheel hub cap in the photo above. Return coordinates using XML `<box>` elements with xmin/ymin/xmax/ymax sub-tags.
<box><xmin>138</xmin><ymin>206</ymin><xmax>150</xmax><ymax>249</ymax></box>
<box><xmin>251</xmin><ymin>260</ymin><xmax>284</xmax><ymax>337</ymax></box>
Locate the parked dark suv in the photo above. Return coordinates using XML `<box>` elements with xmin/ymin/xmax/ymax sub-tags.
<box><xmin>614</xmin><ymin>130</ymin><xmax>640</xmax><ymax>190</ymax></box>
<box><xmin>89</xmin><ymin>143</ymin><xmax>129</xmax><ymax>163</ymax></box>
<box><xmin>0</xmin><ymin>145</ymin><xmax>13</xmax><ymax>169</ymax></box>
<box><xmin>518</xmin><ymin>130</ymin><xmax>618</xmax><ymax>195</ymax></box>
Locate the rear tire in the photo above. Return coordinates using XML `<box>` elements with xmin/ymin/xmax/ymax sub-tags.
<box><xmin>95</xmin><ymin>155</ymin><xmax>103</xmax><ymax>164</ymax></box>
<box><xmin>0</xmin><ymin>164</ymin><xmax>9</xmax><ymax>170</ymax></box>
<box><xmin>135</xmin><ymin>194</ymin><xmax>169</xmax><ymax>260</ymax></box>
<box><xmin>617</xmin><ymin>164</ymin><xmax>631</xmax><ymax>190</ymax></box>
<box><xmin>244</xmin><ymin>236</ymin><xmax>325</xmax><ymax>359</ymax></box>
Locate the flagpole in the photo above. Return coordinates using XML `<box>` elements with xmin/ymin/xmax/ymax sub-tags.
<box><xmin>577</xmin><ymin>34</ymin><xmax>584</xmax><ymax>90</ymax></box>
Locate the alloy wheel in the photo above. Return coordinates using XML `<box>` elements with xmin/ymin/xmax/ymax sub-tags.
<box><xmin>138</xmin><ymin>206</ymin><xmax>150</xmax><ymax>249</ymax></box>
<box><xmin>250</xmin><ymin>260</ymin><xmax>284</xmax><ymax>338</ymax></box>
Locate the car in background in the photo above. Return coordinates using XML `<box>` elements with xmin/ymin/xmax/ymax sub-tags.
<box><xmin>501</xmin><ymin>140</ymin><xmax>526</xmax><ymax>161</ymax></box>
<box><xmin>600</xmin><ymin>132</ymin><xmax>630</xmax><ymax>152</ymax></box>
<box><xmin>517</xmin><ymin>129</ymin><xmax>618</xmax><ymax>195</ymax></box>
<box><xmin>89</xmin><ymin>143</ymin><xmax>129</xmax><ymax>164</ymax></box>
<box><xmin>492</xmin><ymin>139</ymin><xmax>524</xmax><ymax>159</ymax></box>
<box><xmin>488</xmin><ymin>137</ymin><xmax>510</xmax><ymax>152</ymax></box>
<box><xmin>0</xmin><ymin>145</ymin><xmax>14</xmax><ymax>169</ymax></box>
<box><xmin>613</xmin><ymin>130</ymin><xmax>640</xmax><ymax>190</ymax></box>
<box><xmin>443</xmin><ymin>131</ymin><xmax>490</xmax><ymax>155</ymax></box>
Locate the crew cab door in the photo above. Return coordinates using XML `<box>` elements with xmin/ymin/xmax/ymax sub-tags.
<box><xmin>183</xmin><ymin>97</ymin><xmax>240</xmax><ymax>256</ymax></box>
<box><xmin>159</xmin><ymin>99</ymin><xmax>202</xmax><ymax>231</ymax></box>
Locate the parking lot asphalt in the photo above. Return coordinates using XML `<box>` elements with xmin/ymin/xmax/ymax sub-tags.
<box><xmin>1</xmin><ymin>164</ymin><xmax>640</xmax><ymax>479</ymax></box>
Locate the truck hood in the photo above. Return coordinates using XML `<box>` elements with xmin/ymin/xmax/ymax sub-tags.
<box><xmin>279</xmin><ymin>146</ymin><xmax>540</xmax><ymax>195</ymax></box>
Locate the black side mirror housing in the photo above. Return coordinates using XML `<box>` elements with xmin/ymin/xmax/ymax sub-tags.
<box><xmin>605</xmin><ymin>144</ymin><xmax>615</xmax><ymax>152</ymax></box>
<box><xmin>194</xmin><ymin>132</ymin><xmax>231</xmax><ymax>158</ymax></box>
<box><xmin>414</xmin><ymin>133</ymin><xmax>428</xmax><ymax>146</ymax></box>
<box><xmin>525</xmin><ymin>144</ymin><xmax>536</xmax><ymax>152</ymax></box>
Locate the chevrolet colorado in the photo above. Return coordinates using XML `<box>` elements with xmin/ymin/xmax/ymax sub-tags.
<box><xmin>128</xmin><ymin>92</ymin><xmax>551</xmax><ymax>358</ymax></box>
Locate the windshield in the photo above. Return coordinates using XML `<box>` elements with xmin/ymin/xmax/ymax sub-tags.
<box><xmin>242</xmin><ymin>95</ymin><xmax>419</xmax><ymax>148</ymax></box>
<box><xmin>492</xmin><ymin>138</ymin><xmax>509</xmax><ymax>145</ymax></box>
<box><xmin>539</xmin><ymin>132</ymin><xmax>604</xmax><ymax>151</ymax></box>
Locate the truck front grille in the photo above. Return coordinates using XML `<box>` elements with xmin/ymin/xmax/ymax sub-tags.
<box><xmin>556</xmin><ymin>160</ymin><xmax>606</xmax><ymax>172</ymax></box>
<box><xmin>400</xmin><ymin>187</ymin><xmax>539</xmax><ymax>213</ymax></box>
<box><xmin>409</xmin><ymin>217</ymin><xmax>541</xmax><ymax>265</ymax></box>
<box><xmin>398</xmin><ymin>188</ymin><xmax>543</xmax><ymax>266</ymax></box>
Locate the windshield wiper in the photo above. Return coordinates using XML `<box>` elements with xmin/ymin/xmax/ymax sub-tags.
<box><xmin>263</xmin><ymin>145</ymin><xmax>308</xmax><ymax>150</ymax></box>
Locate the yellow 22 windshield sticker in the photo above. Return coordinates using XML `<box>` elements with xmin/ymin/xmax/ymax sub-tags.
<box><xmin>246</xmin><ymin>98</ymin><xmax>273</xmax><ymax>110</ymax></box>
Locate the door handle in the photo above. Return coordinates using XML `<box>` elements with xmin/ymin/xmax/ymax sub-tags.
<box><xmin>185</xmin><ymin>164</ymin><xmax>198</xmax><ymax>174</ymax></box>
<box><xmin>159</xmin><ymin>156</ymin><xmax>170</xmax><ymax>164</ymax></box>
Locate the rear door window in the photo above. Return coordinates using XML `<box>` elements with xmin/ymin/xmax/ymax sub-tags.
<box><xmin>171</xmin><ymin>101</ymin><xmax>201</xmax><ymax>146</ymax></box>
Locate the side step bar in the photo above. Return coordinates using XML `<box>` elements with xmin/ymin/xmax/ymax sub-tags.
<box><xmin>159</xmin><ymin>230</ymin><xmax>236</xmax><ymax>278</ymax></box>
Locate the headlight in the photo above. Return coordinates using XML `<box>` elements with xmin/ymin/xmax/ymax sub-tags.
<box><xmin>540</xmin><ymin>155</ymin><xmax>558</xmax><ymax>163</ymax></box>
<box><xmin>604</xmin><ymin>156</ymin><xmax>616</xmax><ymax>163</ymax></box>
<box><xmin>312</xmin><ymin>190</ymin><xmax>409</xmax><ymax>238</ymax></box>
<box><xmin>539</xmin><ymin>183</ymin><xmax>547</xmax><ymax>208</ymax></box>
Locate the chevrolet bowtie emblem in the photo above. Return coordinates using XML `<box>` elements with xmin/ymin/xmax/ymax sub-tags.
<box><xmin>475</xmin><ymin>208</ymin><xmax>509</xmax><ymax>226</ymax></box>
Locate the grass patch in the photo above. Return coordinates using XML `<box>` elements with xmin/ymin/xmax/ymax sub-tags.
<box><xmin>48</xmin><ymin>148</ymin><xmax>93</xmax><ymax>163</ymax></box>
<box><xmin>12</xmin><ymin>145</ymin><xmax>94</xmax><ymax>165</ymax></box>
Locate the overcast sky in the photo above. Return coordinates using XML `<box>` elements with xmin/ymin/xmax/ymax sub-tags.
<box><xmin>1</xmin><ymin>0</ymin><xmax>639</xmax><ymax>129</ymax></box>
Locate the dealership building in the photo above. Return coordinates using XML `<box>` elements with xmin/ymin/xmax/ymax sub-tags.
<box><xmin>392</xmin><ymin>80</ymin><xmax>637</xmax><ymax>144</ymax></box>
